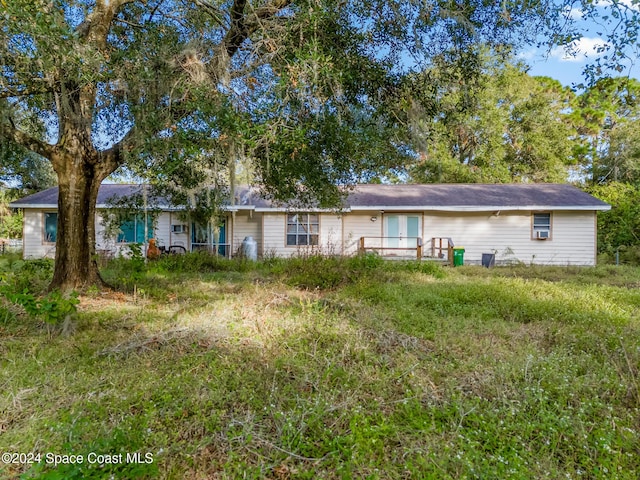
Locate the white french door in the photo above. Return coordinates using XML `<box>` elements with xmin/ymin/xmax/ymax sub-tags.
<box><xmin>384</xmin><ymin>214</ymin><xmax>421</xmax><ymax>250</ymax></box>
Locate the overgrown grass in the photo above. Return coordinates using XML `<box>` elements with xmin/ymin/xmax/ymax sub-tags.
<box><xmin>1</xmin><ymin>254</ymin><xmax>639</xmax><ymax>479</ymax></box>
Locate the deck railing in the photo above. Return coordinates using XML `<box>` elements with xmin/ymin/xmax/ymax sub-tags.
<box><xmin>358</xmin><ymin>236</ymin><xmax>459</xmax><ymax>265</ymax></box>
<box><xmin>431</xmin><ymin>237</ymin><xmax>455</xmax><ymax>266</ymax></box>
<box><xmin>358</xmin><ymin>236</ymin><xmax>423</xmax><ymax>260</ymax></box>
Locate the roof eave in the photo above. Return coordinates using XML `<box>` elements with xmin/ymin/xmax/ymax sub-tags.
<box><xmin>11</xmin><ymin>203</ymin><xmax>611</xmax><ymax>212</ymax></box>
<box><xmin>253</xmin><ymin>207</ymin><xmax>350</xmax><ymax>213</ymax></box>
<box><xmin>348</xmin><ymin>205</ymin><xmax>611</xmax><ymax>212</ymax></box>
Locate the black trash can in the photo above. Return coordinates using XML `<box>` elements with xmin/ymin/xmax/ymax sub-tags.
<box><xmin>482</xmin><ymin>253</ymin><xmax>495</xmax><ymax>268</ymax></box>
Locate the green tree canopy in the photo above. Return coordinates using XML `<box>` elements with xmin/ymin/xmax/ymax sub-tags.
<box><xmin>408</xmin><ymin>54</ymin><xmax>578</xmax><ymax>183</ymax></box>
<box><xmin>570</xmin><ymin>78</ymin><xmax>640</xmax><ymax>185</ymax></box>
<box><xmin>589</xmin><ymin>182</ymin><xmax>640</xmax><ymax>263</ymax></box>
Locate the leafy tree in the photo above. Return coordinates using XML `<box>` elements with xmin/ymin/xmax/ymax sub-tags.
<box><xmin>570</xmin><ymin>78</ymin><xmax>640</xmax><ymax>185</ymax></box>
<box><xmin>0</xmin><ymin>104</ymin><xmax>56</xmax><ymax>193</ymax></box>
<box><xmin>603</xmin><ymin>120</ymin><xmax>640</xmax><ymax>184</ymax></box>
<box><xmin>0</xmin><ymin>189</ymin><xmax>23</xmax><ymax>239</ymax></box>
<box><xmin>1</xmin><ymin>149</ymin><xmax>56</xmax><ymax>194</ymax></box>
<box><xmin>1</xmin><ymin>1</ymin><xmax>638</xmax><ymax>290</ymax></box>
<box><xmin>409</xmin><ymin>55</ymin><xmax>578</xmax><ymax>183</ymax></box>
<box><xmin>589</xmin><ymin>182</ymin><xmax>640</xmax><ymax>263</ymax></box>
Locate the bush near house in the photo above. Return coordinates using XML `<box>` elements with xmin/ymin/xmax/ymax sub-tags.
<box><xmin>590</xmin><ymin>182</ymin><xmax>640</xmax><ymax>265</ymax></box>
<box><xmin>0</xmin><ymin>190</ymin><xmax>23</xmax><ymax>241</ymax></box>
<box><xmin>1</xmin><ymin>255</ymin><xmax>639</xmax><ymax>479</ymax></box>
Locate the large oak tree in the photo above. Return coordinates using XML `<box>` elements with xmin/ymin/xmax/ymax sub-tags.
<box><xmin>1</xmin><ymin>0</ymin><xmax>637</xmax><ymax>290</ymax></box>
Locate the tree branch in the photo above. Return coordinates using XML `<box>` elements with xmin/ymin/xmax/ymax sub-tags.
<box><xmin>96</xmin><ymin>123</ymin><xmax>140</xmax><ymax>176</ymax></box>
<box><xmin>222</xmin><ymin>0</ymin><xmax>291</xmax><ymax>58</ymax></box>
<box><xmin>0</xmin><ymin>85</ymin><xmax>52</xmax><ymax>99</ymax></box>
<box><xmin>193</xmin><ymin>0</ymin><xmax>226</xmax><ymax>27</ymax></box>
<box><xmin>77</xmin><ymin>0</ymin><xmax>137</xmax><ymax>48</ymax></box>
<box><xmin>0</xmin><ymin>112</ymin><xmax>55</xmax><ymax>160</ymax></box>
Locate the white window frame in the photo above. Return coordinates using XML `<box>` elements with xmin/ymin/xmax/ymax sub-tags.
<box><xmin>532</xmin><ymin>212</ymin><xmax>552</xmax><ymax>240</ymax></box>
<box><xmin>286</xmin><ymin>213</ymin><xmax>320</xmax><ymax>247</ymax></box>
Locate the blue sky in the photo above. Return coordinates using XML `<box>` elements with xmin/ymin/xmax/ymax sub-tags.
<box><xmin>524</xmin><ymin>41</ymin><xmax>639</xmax><ymax>89</ymax></box>
<box><xmin>521</xmin><ymin>1</ymin><xmax>640</xmax><ymax>89</ymax></box>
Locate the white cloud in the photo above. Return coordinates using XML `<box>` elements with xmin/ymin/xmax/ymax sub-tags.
<box><xmin>621</xmin><ymin>0</ymin><xmax>640</xmax><ymax>9</ymax></box>
<box><xmin>562</xmin><ymin>5</ymin><xmax>584</xmax><ymax>20</ymax></box>
<box><xmin>595</xmin><ymin>0</ymin><xmax>640</xmax><ymax>11</ymax></box>
<box><xmin>517</xmin><ymin>49</ymin><xmax>538</xmax><ymax>61</ymax></box>
<box><xmin>549</xmin><ymin>37</ymin><xmax>611</xmax><ymax>63</ymax></box>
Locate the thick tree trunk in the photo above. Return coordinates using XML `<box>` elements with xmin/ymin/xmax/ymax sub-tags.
<box><xmin>50</xmin><ymin>157</ymin><xmax>111</xmax><ymax>291</ymax></box>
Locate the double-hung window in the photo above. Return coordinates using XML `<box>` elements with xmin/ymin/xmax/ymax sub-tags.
<box><xmin>44</xmin><ymin>212</ymin><xmax>57</xmax><ymax>243</ymax></box>
<box><xmin>286</xmin><ymin>214</ymin><xmax>319</xmax><ymax>246</ymax></box>
<box><xmin>532</xmin><ymin>213</ymin><xmax>552</xmax><ymax>240</ymax></box>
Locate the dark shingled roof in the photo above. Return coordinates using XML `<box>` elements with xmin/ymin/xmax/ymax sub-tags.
<box><xmin>344</xmin><ymin>184</ymin><xmax>610</xmax><ymax>210</ymax></box>
<box><xmin>9</xmin><ymin>184</ymin><xmax>147</xmax><ymax>208</ymax></box>
<box><xmin>10</xmin><ymin>183</ymin><xmax>609</xmax><ymax>211</ymax></box>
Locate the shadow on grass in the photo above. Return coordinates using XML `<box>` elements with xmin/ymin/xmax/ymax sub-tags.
<box><xmin>4</xmin><ymin>291</ymin><xmax>639</xmax><ymax>480</ymax></box>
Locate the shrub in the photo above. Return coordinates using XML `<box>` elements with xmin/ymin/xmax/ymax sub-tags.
<box><xmin>279</xmin><ymin>253</ymin><xmax>443</xmax><ymax>290</ymax></box>
<box><xmin>0</xmin><ymin>288</ymin><xmax>79</xmax><ymax>328</ymax></box>
<box><xmin>154</xmin><ymin>251</ymin><xmax>252</xmax><ymax>273</ymax></box>
<box><xmin>0</xmin><ymin>256</ymin><xmax>53</xmax><ymax>294</ymax></box>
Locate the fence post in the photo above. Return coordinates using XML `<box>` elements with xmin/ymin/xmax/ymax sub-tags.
<box><xmin>359</xmin><ymin>237</ymin><xmax>365</xmax><ymax>254</ymax></box>
<box><xmin>416</xmin><ymin>237</ymin><xmax>422</xmax><ymax>260</ymax></box>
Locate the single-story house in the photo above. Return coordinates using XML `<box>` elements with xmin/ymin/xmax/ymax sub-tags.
<box><xmin>10</xmin><ymin>183</ymin><xmax>610</xmax><ymax>266</ymax></box>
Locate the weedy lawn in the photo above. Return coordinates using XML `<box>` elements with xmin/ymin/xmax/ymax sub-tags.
<box><xmin>1</xmin><ymin>254</ymin><xmax>639</xmax><ymax>479</ymax></box>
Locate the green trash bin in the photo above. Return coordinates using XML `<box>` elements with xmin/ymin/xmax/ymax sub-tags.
<box><xmin>453</xmin><ymin>247</ymin><xmax>465</xmax><ymax>267</ymax></box>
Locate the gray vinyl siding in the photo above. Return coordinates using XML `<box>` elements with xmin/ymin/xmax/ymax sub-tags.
<box><xmin>424</xmin><ymin>210</ymin><xmax>597</xmax><ymax>265</ymax></box>
<box><xmin>262</xmin><ymin>213</ymin><xmax>343</xmax><ymax>257</ymax></box>
<box><xmin>234</xmin><ymin>211</ymin><xmax>262</xmax><ymax>257</ymax></box>
<box><xmin>20</xmin><ymin>207</ymin><xmax>599</xmax><ymax>266</ymax></box>
<box><xmin>22</xmin><ymin>209</ymin><xmax>56</xmax><ymax>259</ymax></box>
<box><xmin>342</xmin><ymin>213</ymin><xmax>384</xmax><ymax>255</ymax></box>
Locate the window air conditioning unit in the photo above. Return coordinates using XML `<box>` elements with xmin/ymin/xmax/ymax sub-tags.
<box><xmin>171</xmin><ymin>224</ymin><xmax>188</xmax><ymax>234</ymax></box>
<box><xmin>536</xmin><ymin>230</ymin><xmax>550</xmax><ymax>240</ymax></box>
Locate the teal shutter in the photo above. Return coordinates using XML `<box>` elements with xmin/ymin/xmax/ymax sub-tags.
<box><xmin>118</xmin><ymin>215</ymin><xmax>153</xmax><ymax>243</ymax></box>
<box><xmin>136</xmin><ymin>216</ymin><xmax>144</xmax><ymax>243</ymax></box>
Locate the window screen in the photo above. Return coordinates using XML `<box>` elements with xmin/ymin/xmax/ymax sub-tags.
<box><xmin>286</xmin><ymin>214</ymin><xmax>319</xmax><ymax>246</ymax></box>
<box><xmin>532</xmin><ymin>213</ymin><xmax>551</xmax><ymax>237</ymax></box>
<box><xmin>44</xmin><ymin>212</ymin><xmax>57</xmax><ymax>243</ymax></box>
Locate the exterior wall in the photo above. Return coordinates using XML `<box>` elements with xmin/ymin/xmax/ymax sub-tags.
<box><xmin>262</xmin><ymin>212</ymin><xmax>343</xmax><ymax>257</ymax></box>
<box><xmin>22</xmin><ymin>209</ymin><xmax>56</xmax><ymax>259</ymax></box>
<box><xmin>343</xmin><ymin>213</ymin><xmax>383</xmax><ymax>255</ymax></box>
<box><xmin>95</xmin><ymin>211</ymin><xmax>120</xmax><ymax>256</ymax></box>
<box><xmin>424</xmin><ymin>210</ymin><xmax>597</xmax><ymax>266</ymax></box>
<box><xmin>21</xmin><ymin>207</ymin><xmax>599</xmax><ymax>266</ymax></box>
<box><xmin>155</xmin><ymin>212</ymin><xmax>173</xmax><ymax>249</ymax></box>
<box><xmin>164</xmin><ymin>212</ymin><xmax>190</xmax><ymax>250</ymax></box>
<box><xmin>262</xmin><ymin>213</ymin><xmax>290</xmax><ymax>257</ymax></box>
<box><xmin>320</xmin><ymin>214</ymin><xmax>343</xmax><ymax>255</ymax></box>
<box><xmin>23</xmin><ymin>209</ymin><xmax>171</xmax><ymax>259</ymax></box>
<box><xmin>233</xmin><ymin>211</ymin><xmax>262</xmax><ymax>257</ymax></box>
